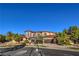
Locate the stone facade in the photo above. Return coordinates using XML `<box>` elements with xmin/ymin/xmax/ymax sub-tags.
<box><xmin>25</xmin><ymin>31</ymin><xmax>56</xmax><ymax>38</ymax></box>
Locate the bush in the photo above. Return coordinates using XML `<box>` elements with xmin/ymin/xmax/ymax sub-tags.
<box><xmin>0</xmin><ymin>35</ymin><xmax>6</xmax><ymax>43</ymax></box>
<box><xmin>21</xmin><ymin>40</ymin><xmax>29</xmax><ymax>45</ymax></box>
<box><xmin>35</xmin><ymin>40</ymin><xmax>43</xmax><ymax>44</ymax></box>
<box><xmin>58</xmin><ymin>39</ymin><xmax>72</xmax><ymax>45</ymax></box>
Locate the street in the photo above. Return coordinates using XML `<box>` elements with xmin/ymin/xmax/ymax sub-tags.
<box><xmin>0</xmin><ymin>47</ymin><xmax>79</xmax><ymax>56</ymax></box>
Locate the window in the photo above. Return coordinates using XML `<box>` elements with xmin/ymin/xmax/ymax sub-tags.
<box><xmin>44</xmin><ymin>32</ymin><xmax>47</xmax><ymax>36</ymax></box>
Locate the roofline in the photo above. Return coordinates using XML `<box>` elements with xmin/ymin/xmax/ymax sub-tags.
<box><xmin>25</xmin><ymin>30</ymin><xmax>56</xmax><ymax>33</ymax></box>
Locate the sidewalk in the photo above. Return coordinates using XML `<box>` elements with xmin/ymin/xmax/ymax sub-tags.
<box><xmin>41</xmin><ymin>44</ymin><xmax>79</xmax><ymax>52</ymax></box>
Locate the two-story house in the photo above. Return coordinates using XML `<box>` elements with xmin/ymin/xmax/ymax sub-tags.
<box><xmin>25</xmin><ymin>30</ymin><xmax>57</xmax><ymax>43</ymax></box>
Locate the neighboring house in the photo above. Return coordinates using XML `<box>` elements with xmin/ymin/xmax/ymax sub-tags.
<box><xmin>25</xmin><ymin>30</ymin><xmax>57</xmax><ymax>43</ymax></box>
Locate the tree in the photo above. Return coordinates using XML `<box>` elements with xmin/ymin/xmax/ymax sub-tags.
<box><xmin>14</xmin><ymin>34</ymin><xmax>21</xmax><ymax>42</ymax></box>
<box><xmin>57</xmin><ymin>31</ymin><xmax>71</xmax><ymax>45</ymax></box>
<box><xmin>63</xmin><ymin>29</ymin><xmax>68</xmax><ymax>34</ymax></box>
<box><xmin>36</xmin><ymin>34</ymin><xmax>44</xmax><ymax>44</ymax></box>
<box><xmin>57</xmin><ymin>32</ymin><xmax>65</xmax><ymax>45</ymax></box>
<box><xmin>68</xmin><ymin>26</ymin><xmax>78</xmax><ymax>33</ymax></box>
<box><xmin>57</xmin><ymin>26</ymin><xmax>79</xmax><ymax>45</ymax></box>
<box><xmin>68</xmin><ymin>26</ymin><xmax>79</xmax><ymax>44</ymax></box>
<box><xmin>0</xmin><ymin>34</ymin><xmax>6</xmax><ymax>43</ymax></box>
<box><xmin>6</xmin><ymin>32</ymin><xmax>14</xmax><ymax>41</ymax></box>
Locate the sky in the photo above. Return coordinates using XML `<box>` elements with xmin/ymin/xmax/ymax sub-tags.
<box><xmin>0</xmin><ymin>3</ymin><xmax>79</xmax><ymax>34</ymax></box>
